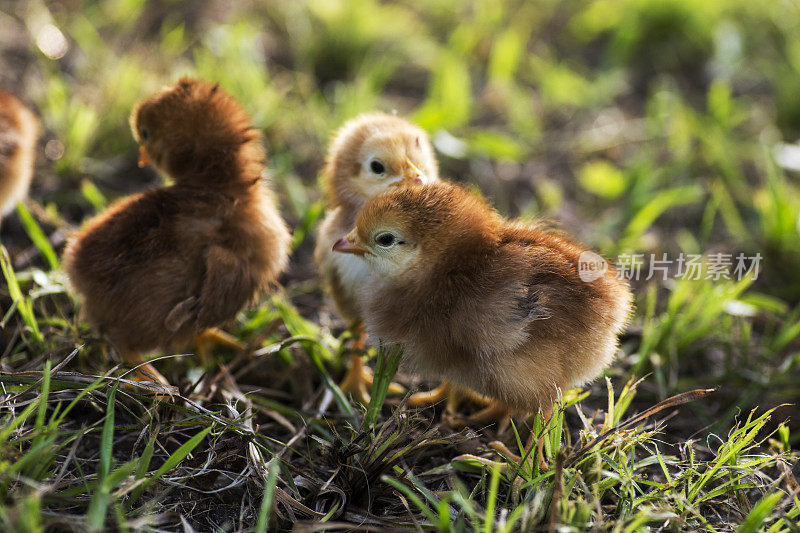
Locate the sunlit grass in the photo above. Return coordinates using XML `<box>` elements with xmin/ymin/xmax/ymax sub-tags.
<box><xmin>1</xmin><ymin>0</ymin><xmax>798</xmax><ymax>530</ymax></box>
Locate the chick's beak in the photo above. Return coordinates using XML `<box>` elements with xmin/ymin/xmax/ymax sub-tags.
<box><xmin>138</xmin><ymin>145</ymin><xmax>150</xmax><ymax>167</ymax></box>
<box><xmin>399</xmin><ymin>158</ymin><xmax>425</xmax><ymax>186</ymax></box>
<box><xmin>332</xmin><ymin>234</ymin><xmax>369</xmax><ymax>256</ymax></box>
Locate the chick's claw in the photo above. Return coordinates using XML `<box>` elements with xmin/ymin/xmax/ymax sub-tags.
<box><xmin>118</xmin><ymin>350</ymin><xmax>177</xmax><ymax>401</ymax></box>
<box><xmin>411</xmin><ymin>381</ymin><xmax>511</xmax><ymax>433</ymax></box>
<box><xmin>468</xmin><ymin>402</ymin><xmax>513</xmax><ymax>434</ymax></box>
<box><xmin>446</xmin><ymin>402</ymin><xmax>513</xmax><ymax>436</ymax></box>
<box><xmin>488</xmin><ymin>438</ymin><xmax>548</xmax><ymax>473</ymax></box>
<box><xmin>338</xmin><ymin>353</ymin><xmax>406</xmax><ymax>405</ymax></box>
<box><xmin>489</xmin><ymin>408</ymin><xmax>553</xmax><ymax>473</ymax></box>
<box><xmin>132</xmin><ymin>362</ymin><xmax>171</xmax><ymax>387</ymax></box>
<box><xmin>339</xmin><ymin>354</ymin><xmax>372</xmax><ymax>404</ymax></box>
<box><xmin>407</xmin><ymin>381</ymin><xmax>457</xmax><ymax>408</ymax></box>
<box><xmin>361</xmin><ymin>366</ymin><xmax>406</xmax><ymax>394</ymax></box>
<box><xmin>408</xmin><ymin>380</ymin><xmax>488</xmax><ymax>414</ymax></box>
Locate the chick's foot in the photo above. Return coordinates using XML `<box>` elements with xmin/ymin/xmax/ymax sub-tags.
<box><xmin>338</xmin><ymin>353</ymin><xmax>405</xmax><ymax>404</ymax></box>
<box><xmin>488</xmin><ymin>408</ymin><xmax>553</xmax><ymax>473</ymax></box>
<box><xmin>118</xmin><ymin>350</ymin><xmax>178</xmax><ymax>399</ymax></box>
<box><xmin>434</xmin><ymin>390</ymin><xmax>512</xmax><ymax>434</ymax></box>
<box><xmin>119</xmin><ymin>349</ymin><xmax>170</xmax><ymax>385</ymax></box>
<box><xmin>487</xmin><ymin>437</ymin><xmax>548</xmax><ymax>473</ymax></box>
<box><xmin>466</xmin><ymin>402</ymin><xmax>513</xmax><ymax>433</ymax></box>
<box><xmin>339</xmin><ymin>353</ymin><xmax>372</xmax><ymax>404</ymax></box>
<box><xmin>194</xmin><ymin>327</ymin><xmax>245</xmax><ymax>364</ymax></box>
<box><xmin>408</xmin><ymin>381</ymin><xmax>459</xmax><ymax>411</ymax></box>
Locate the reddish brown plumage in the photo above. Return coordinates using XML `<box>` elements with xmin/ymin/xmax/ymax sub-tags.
<box><xmin>0</xmin><ymin>90</ymin><xmax>39</xmax><ymax>221</ymax></box>
<box><xmin>338</xmin><ymin>182</ymin><xmax>633</xmax><ymax>413</ymax></box>
<box><xmin>63</xmin><ymin>78</ymin><xmax>290</xmax><ymax>358</ymax></box>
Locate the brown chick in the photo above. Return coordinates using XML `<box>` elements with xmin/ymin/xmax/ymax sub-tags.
<box><xmin>314</xmin><ymin>112</ymin><xmax>439</xmax><ymax>402</ymax></box>
<box><xmin>63</xmin><ymin>78</ymin><xmax>291</xmax><ymax>386</ymax></box>
<box><xmin>333</xmin><ymin>182</ymin><xmax>632</xmax><ymax>466</ymax></box>
<box><xmin>0</xmin><ymin>90</ymin><xmax>40</xmax><ymax>228</ymax></box>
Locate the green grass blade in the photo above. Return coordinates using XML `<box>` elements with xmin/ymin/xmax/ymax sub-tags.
<box><xmin>80</xmin><ymin>178</ymin><xmax>108</xmax><ymax>212</ymax></box>
<box><xmin>382</xmin><ymin>476</ymin><xmax>439</xmax><ymax>524</ymax></box>
<box><xmin>737</xmin><ymin>492</ymin><xmax>784</xmax><ymax>533</ymax></box>
<box><xmin>50</xmin><ymin>374</ymin><xmax>108</xmax><ymax>429</ymax></box>
<box><xmin>98</xmin><ymin>384</ymin><xmax>117</xmax><ymax>481</ymax></box>
<box><xmin>304</xmin><ymin>340</ymin><xmax>355</xmax><ymax>417</ymax></box>
<box><xmin>15</xmin><ymin>203</ymin><xmax>59</xmax><ymax>270</ymax></box>
<box><xmin>1</xmin><ymin>246</ymin><xmax>42</xmax><ymax>343</ymax></box>
<box><xmin>86</xmin><ymin>382</ymin><xmax>118</xmax><ymax>531</ymax></box>
<box><xmin>34</xmin><ymin>360</ymin><xmax>51</xmax><ymax>436</ymax></box>
<box><xmin>128</xmin><ymin>429</ymin><xmax>157</xmax><ymax>507</ymax></box>
<box><xmin>364</xmin><ymin>344</ymin><xmax>402</xmax><ymax>427</ymax></box>
<box><xmin>619</xmin><ymin>185</ymin><xmax>704</xmax><ymax>251</ymax></box>
<box><xmin>255</xmin><ymin>459</ymin><xmax>280</xmax><ymax>533</ymax></box>
<box><xmin>0</xmin><ymin>398</ymin><xmax>40</xmax><ymax>445</ymax></box>
<box><xmin>484</xmin><ymin>462</ymin><xmax>502</xmax><ymax>533</ymax></box>
<box><xmin>139</xmin><ymin>426</ymin><xmax>212</xmax><ymax>494</ymax></box>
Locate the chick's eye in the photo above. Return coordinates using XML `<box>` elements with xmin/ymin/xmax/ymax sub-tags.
<box><xmin>139</xmin><ymin>128</ymin><xmax>149</xmax><ymax>142</ymax></box>
<box><xmin>369</xmin><ymin>160</ymin><xmax>385</xmax><ymax>174</ymax></box>
<box><xmin>375</xmin><ymin>232</ymin><xmax>396</xmax><ymax>247</ymax></box>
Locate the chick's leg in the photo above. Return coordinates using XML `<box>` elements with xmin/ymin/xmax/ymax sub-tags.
<box><xmin>340</xmin><ymin>353</ymin><xmax>371</xmax><ymax>404</ymax></box>
<box><xmin>195</xmin><ymin>327</ymin><xmax>245</xmax><ymax>365</ymax></box>
<box><xmin>119</xmin><ymin>349</ymin><xmax>170</xmax><ymax>386</ymax></box>
<box><xmin>408</xmin><ymin>381</ymin><xmax>464</xmax><ymax>412</ymax></box>
<box><xmin>468</xmin><ymin>401</ymin><xmax>513</xmax><ymax>434</ymax></box>
<box><xmin>413</xmin><ymin>382</ymin><xmax>511</xmax><ymax>431</ymax></box>
<box><xmin>338</xmin><ymin>324</ymin><xmax>404</xmax><ymax>404</ymax></box>
<box><xmin>488</xmin><ymin>407</ymin><xmax>552</xmax><ymax>473</ymax></box>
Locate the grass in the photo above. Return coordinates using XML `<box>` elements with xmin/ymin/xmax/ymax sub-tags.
<box><xmin>1</xmin><ymin>0</ymin><xmax>799</xmax><ymax>530</ymax></box>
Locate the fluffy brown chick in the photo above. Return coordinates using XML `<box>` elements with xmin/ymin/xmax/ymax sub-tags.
<box><xmin>334</xmin><ymin>182</ymin><xmax>632</xmax><ymax>436</ymax></box>
<box><xmin>0</xmin><ymin>90</ymin><xmax>40</xmax><ymax>227</ymax></box>
<box><xmin>63</xmin><ymin>78</ymin><xmax>290</xmax><ymax>385</ymax></box>
<box><xmin>314</xmin><ymin>112</ymin><xmax>438</xmax><ymax>401</ymax></box>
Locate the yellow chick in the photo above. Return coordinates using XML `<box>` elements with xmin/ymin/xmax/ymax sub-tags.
<box><xmin>0</xmin><ymin>90</ymin><xmax>39</xmax><ymax>228</ymax></box>
<box><xmin>63</xmin><ymin>78</ymin><xmax>291</xmax><ymax>386</ymax></box>
<box><xmin>333</xmin><ymin>182</ymin><xmax>633</xmax><ymax>463</ymax></box>
<box><xmin>314</xmin><ymin>112</ymin><xmax>438</xmax><ymax>402</ymax></box>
